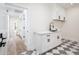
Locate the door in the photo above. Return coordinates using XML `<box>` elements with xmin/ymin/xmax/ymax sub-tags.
<box><xmin>8</xmin><ymin>8</ymin><xmax>31</xmax><ymax>50</ymax></box>
<box><xmin>8</xmin><ymin>11</ymin><xmax>26</xmax><ymax>41</ymax></box>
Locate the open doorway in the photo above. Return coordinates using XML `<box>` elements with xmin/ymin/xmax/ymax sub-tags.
<box><xmin>7</xmin><ymin>6</ymin><xmax>29</xmax><ymax>54</ymax></box>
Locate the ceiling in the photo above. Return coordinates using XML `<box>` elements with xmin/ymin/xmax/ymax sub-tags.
<box><xmin>0</xmin><ymin>3</ymin><xmax>79</xmax><ymax>9</ymax></box>
<box><xmin>12</xmin><ymin>3</ymin><xmax>79</xmax><ymax>8</ymax></box>
<box><xmin>58</xmin><ymin>3</ymin><xmax>79</xmax><ymax>8</ymax></box>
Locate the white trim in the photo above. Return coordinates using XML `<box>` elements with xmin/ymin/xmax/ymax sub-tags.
<box><xmin>5</xmin><ymin>3</ymin><xmax>28</xmax><ymax>10</ymax></box>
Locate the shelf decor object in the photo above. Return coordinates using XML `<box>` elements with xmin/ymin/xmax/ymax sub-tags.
<box><xmin>53</xmin><ymin>16</ymin><xmax>65</xmax><ymax>22</ymax></box>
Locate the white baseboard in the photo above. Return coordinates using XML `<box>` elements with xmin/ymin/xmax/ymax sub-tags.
<box><xmin>63</xmin><ymin>36</ymin><xmax>79</xmax><ymax>42</ymax></box>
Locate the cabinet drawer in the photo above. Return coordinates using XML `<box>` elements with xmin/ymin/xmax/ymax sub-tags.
<box><xmin>42</xmin><ymin>34</ymin><xmax>53</xmax><ymax>39</ymax></box>
<box><xmin>42</xmin><ymin>35</ymin><xmax>53</xmax><ymax>44</ymax></box>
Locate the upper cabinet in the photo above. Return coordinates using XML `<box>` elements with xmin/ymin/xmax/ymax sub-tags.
<box><xmin>51</xmin><ymin>4</ymin><xmax>66</xmax><ymax>22</ymax></box>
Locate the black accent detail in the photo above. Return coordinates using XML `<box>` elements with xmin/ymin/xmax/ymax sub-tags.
<box><xmin>0</xmin><ymin>33</ymin><xmax>6</xmax><ymax>47</ymax></box>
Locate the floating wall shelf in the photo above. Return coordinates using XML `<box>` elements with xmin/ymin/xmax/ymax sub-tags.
<box><xmin>53</xmin><ymin>19</ymin><xmax>65</xmax><ymax>22</ymax></box>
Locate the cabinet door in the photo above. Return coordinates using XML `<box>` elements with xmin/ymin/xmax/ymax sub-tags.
<box><xmin>52</xmin><ymin>33</ymin><xmax>62</xmax><ymax>47</ymax></box>
<box><xmin>41</xmin><ymin>35</ymin><xmax>48</xmax><ymax>53</ymax></box>
<box><xmin>46</xmin><ymin>34</ymin><xmax>54</xmax><ymax>50</ymax></box>
<box><xmin>41</xmin><ymin>34</ymin><xmax>54</xmax><ymax>53</ymax></box>
<box><xmin>34</xmin><ymin>34</ymin><xmax>42</xmax><ymax>54</ymax></box>
<box><xmin>56</xmin><ymin>34</ymin><xmax>62</xmax><ymax>44</ymax></box>
<box><xmin>41</xmin><ymin>33</ymin><xmax>62</xmax><ymax>54</ymax></box>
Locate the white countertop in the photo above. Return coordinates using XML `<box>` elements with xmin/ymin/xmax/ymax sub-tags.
<box><xmin>37</xmin><ymin>31</ymin><xmax>52</xmax><ymax>34</ymax></box>
<box><xmin>34</xmin><ymin>30</ymin><xmax>60</xmax><ymax>35</ymax></box>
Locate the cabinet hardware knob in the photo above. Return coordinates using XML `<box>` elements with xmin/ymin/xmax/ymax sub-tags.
<box><xmin>48</xmin><ymin>39</ymin><xmax>50</xmax><ymax>42</ymax></box>
<box><xmin>57</xmin><ymin>36</ymin><xmax>59</xmax><ymax>39</ymax></box>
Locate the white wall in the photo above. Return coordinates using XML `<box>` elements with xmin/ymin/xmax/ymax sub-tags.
<box><xmin>27</xmin><ymin>3</ymin><xmax>66</xmax><ymax>36</ymax></box>
<box><xmin>29</xmin><ymin>4</ymin><xmax>52</xmax><ymax>32</ymax></box>
<box><xmin>0</xmin><ymin>4</ymin><xmax>8</xmax><ymax>34</ymax></box>
<box><xmin>0</xmin><ymin>11</ymin><xmax>8</xmax><ymax>34</ymax></box>
<box><xmin>51</xmin><ymin>4</ymin><xmax>66</xmax><ymax>20</ymax></box>
<box><xmin>61</xmin><ymin>6</ymin><xmax>79</xmax><ymax>42</ymax></box>
<box><xmin>51</xmin><ymin>4</ymin><xmax>67</xmax><ymax>32</ymax></box>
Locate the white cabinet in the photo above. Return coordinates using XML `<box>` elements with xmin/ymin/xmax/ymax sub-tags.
<box><xmin>33</xmin><ymin>31</ymin><xmax>62</xmax><ymax>54</ymax></box>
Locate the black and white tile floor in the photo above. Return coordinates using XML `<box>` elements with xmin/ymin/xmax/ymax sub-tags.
<box><xmin>44</xmin><ymin>40</ymin><xmax>79</xmax><ymax>55</ymax></box>
<box><xmin>21</xmin><ymin>39</ymin><xmax>79</xmax><ymax>55</ymax></box>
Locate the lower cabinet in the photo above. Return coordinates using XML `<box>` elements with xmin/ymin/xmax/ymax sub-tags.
<box><xmin>33</xmin><ymin>32</ymin><xmax>62</xmax><ymax>54</ymax></box>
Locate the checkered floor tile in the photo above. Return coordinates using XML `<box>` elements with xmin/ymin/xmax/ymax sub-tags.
<box><xmin>21</xmin><ymin>39</ymin><xmax>79</xmax><ymax>55</ymax></box>
<box><xmin>44</xmin><ymin>40</ymin><xmax>79</xmax><ymax>55</ymax></box>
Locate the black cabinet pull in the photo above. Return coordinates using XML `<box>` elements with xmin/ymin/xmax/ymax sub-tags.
<box><xmin>47</xmin><ymin>39</ymin><xmax>50</xmax><ymax>42</ymax></box>
<box><xmin>47</xmin><ymin>35</ymin><xmax>50</xmax><ymax>37</ymax></box>
<box><xmin>57</xmin><ymin>36</ymin><xmax>60</xmax><ymax>39</ymax></box>
<box><xmin>0</xmin><ymin>33</ymin><xmax>6</xmax><ymax>47</ymax></box>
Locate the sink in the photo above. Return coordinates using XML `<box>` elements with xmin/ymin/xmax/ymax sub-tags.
<box><xmin>50</xmin><ymin>28</ymin><xmax>57</xmax><ymax>32</ymax></box>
